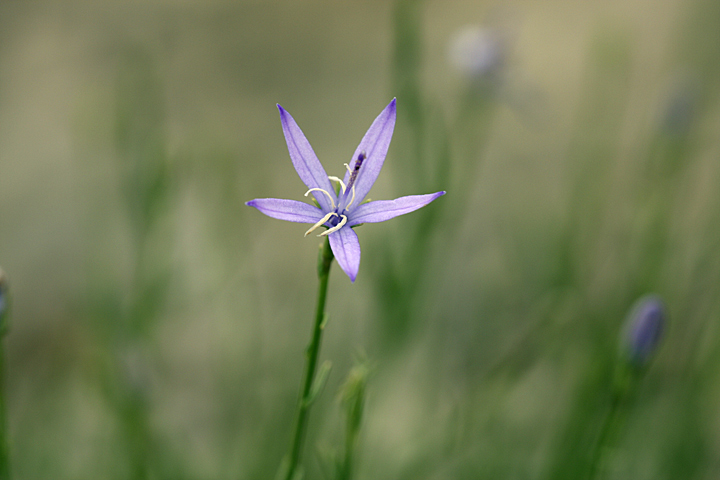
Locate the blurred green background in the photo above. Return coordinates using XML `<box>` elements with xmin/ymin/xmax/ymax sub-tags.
<box><xmin>1</xmin><ymin>0</ymin><xmax>720</xmax><ymax>479</ymax></box>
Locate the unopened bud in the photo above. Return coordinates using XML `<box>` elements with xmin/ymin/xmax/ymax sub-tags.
<box><xmin>339</xmin><ymin>358</ymin><xmax>372</xmax><ymax>436</ymax></box>
<box><xmin>621</xmin><ymin>295</ymin><xmax>665</xmax><ymax>367</ymax></box>
<box><xmin>448</xmin><ymin>26</ymin><xmax>505</xmax><ymax>81</ymax></box>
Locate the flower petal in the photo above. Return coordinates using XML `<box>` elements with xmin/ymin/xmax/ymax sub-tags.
<box><xmin>278</xmin><ymin>105</ymin><xmax>337</xmax><ymax>212</ymax></box>
<box><xmin>343</xmin><ymin>99</ymin><xmax>396</xmax><ymax>205</ymax></box>
<box><xmin>247</xmin><ymin>198</ymin><xmax>325</xmax><ymax>223</ymax></box>
<box><xmin>347</xmin><ymin>191</ymin><xmax>446</xmax><ymax>226</ymax></box>
<box><xmin>328</xmin><ymin>226</ymin><xmax>361</xmax><ymax>282</ymax></box>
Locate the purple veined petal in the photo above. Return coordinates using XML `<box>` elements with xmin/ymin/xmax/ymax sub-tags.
<box><xmin>278</xmin><ymin>105</ymin><xmax>337</xmax><ymax>212</ymax></box>
<box><xmin>328</xmin><ymin>226</ymin><xmax>361</xmax><ymax>282</ymax></box>
<box><xmin>346</xmin><ymin>191</ymin><xmax>446</xmax><ymax>226</ymax></box>
<box><xmin>342</xmin><ymin>99</ymin><xmax>397</xmax><ymax>206</ymax></box>
<box><xmin>247</xmin><ymin>198</ymin><xmax>325</xmax><ymax>223</ymax></box>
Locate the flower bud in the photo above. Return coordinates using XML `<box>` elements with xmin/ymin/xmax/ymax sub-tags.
<box><xmin>448</xmin><ymin>26</ymin><xmax>505</xmax><ymax>81</ymax></box>
<box><xmin>621</xmin><ymin>295</ymin><xmax>665</xmax><ymax>367</ymax></box>
<box><xmin>339</xmin><ymin>358</ymin><xmax>372</xmax><ymax>436</ymax></box>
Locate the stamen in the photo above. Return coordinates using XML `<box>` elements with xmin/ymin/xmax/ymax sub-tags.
<box><xmin>304</xmin><ymin>188</ymin><xmax>335</xmax><ymax>210</ymax></box>
<box><xmin>304</xmin><ymin>212</ymin><xmax>338</xmax><ymax>237</ymax></box>
<box><xmin>344</xmin><ymin>185</ymin><xmax>357</xmax><ymax>211</ymax></box>
<box><xmin>344</xmin><ymin>163</ymin><xmax>352</xmax><ymax>174</ymax></box>
<box><xmin>318</xmin><ymin>214</ymin><xmax>347</xmax><ymax>236</ymax></box>
<box><xmin>327</xmin><ymin>176</ymin><xmax>346</xmax><ymax>194</ymax></box>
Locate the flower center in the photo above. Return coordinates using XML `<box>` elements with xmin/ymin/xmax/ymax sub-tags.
<box><xmin>302</xmin><ymin>151</ymin><xmax>366</xmax><ymax>237</ymax></box>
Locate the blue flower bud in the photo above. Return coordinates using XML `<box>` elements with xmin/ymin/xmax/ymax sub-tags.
<box><xmin>448</xmin><ymin>26</ymin><xmax>506</xmax><ymax>81</ymax></box>
<box><xmin>621</xmin><ymin>295</ymin><xmax>665</xmax><ymax>367</ymax></box>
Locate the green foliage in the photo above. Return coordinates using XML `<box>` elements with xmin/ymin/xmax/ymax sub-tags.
<box><xmin>1</xmin><ymin>0</ymin><xmax>720</xmax><ymax>479</ymax></box>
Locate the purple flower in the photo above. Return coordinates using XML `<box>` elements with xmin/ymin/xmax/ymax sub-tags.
<box><xmin>621</xmin><ymin>295</ymin><xmax>665</xmax><ymax>367</ymax></box>
<box><xmin>247</xmin><ymin>99</ymin><xmax>446</xmax><ymax>282</ymax></box>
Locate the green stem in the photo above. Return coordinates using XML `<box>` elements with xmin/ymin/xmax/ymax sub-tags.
<box><xmin>587</xmin><ymin>394</ymin><xmax>620</xmax><ymax>480</ymax></box>
<box><xmin>0</xmin><ymin>274</ymin><xmax>10</xmax><ymax>480</ymax></box>
<box><xmin>0</xmin><ymin>337</ymin><xmax>8</xmax><ymax>480</ymax></box>
<box><xmin>283</xmin><ymin>238</ymin><xmax>334</xmax><ymax>480</ymax></box>
<box><xmin>339</xmin><ymin>425</ymin><xmax>357</xmax><ymax>480</ymax></box>
<box><xmin>587</xmin><ymin>366</ymin><xmax>634</xmax><ymax>480</ymax></box>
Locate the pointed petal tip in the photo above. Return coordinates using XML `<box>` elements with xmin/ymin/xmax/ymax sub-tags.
<box><xmin>344</xmin><ymin>264</ymin><xmax>358</xmax><ymax>282</ymax></box>
<box><xmin>246</xmin><ymin>198</ymin><xmax>325</xmax><ymax>223</ymax></box>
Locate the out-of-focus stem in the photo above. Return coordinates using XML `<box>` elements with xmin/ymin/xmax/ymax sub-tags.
<box><xmin>587</xmin><ymin>366</ymin><xmax>634</xmax><ymax>480</ymax></box>
<box><xmin>0</xmin><ymin>270</ymin><xmax>10</xmax><ymax>480</ymax></box>
<box><xmin>0</xmin><ymin>341</ymin><xmax>8</xmax><ymax>480</ymax></box>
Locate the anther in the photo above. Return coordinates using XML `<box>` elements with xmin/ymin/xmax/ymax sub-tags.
<box><xmin>319</xmin><ymin>214</ymin><xmax>348</xmax><ymax>236</ymax></box>
<box><xmin>345</xmin><ymin>151</ymin><xmax>366</xmax><ymax>192</ymax></box>
<box><xmin>305</xmin><ymin>212</ymin><xmax>338</xmax><ymax>237</ymax></box>
<box><xmin>353</xmin><ymin>151</ymin><xmax>366</xmax><ymax>172</ymax></box>
<box><xmin>305</xmin><ymin>188</ymin><xmax>335</xmax><ymax>210</ymax></box>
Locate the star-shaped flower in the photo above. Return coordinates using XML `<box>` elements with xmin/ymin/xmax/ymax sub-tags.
<box><xmin>247</xmin><ymin>99</ymin><xmax>446</xmax><ymax>282</ymax></box>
